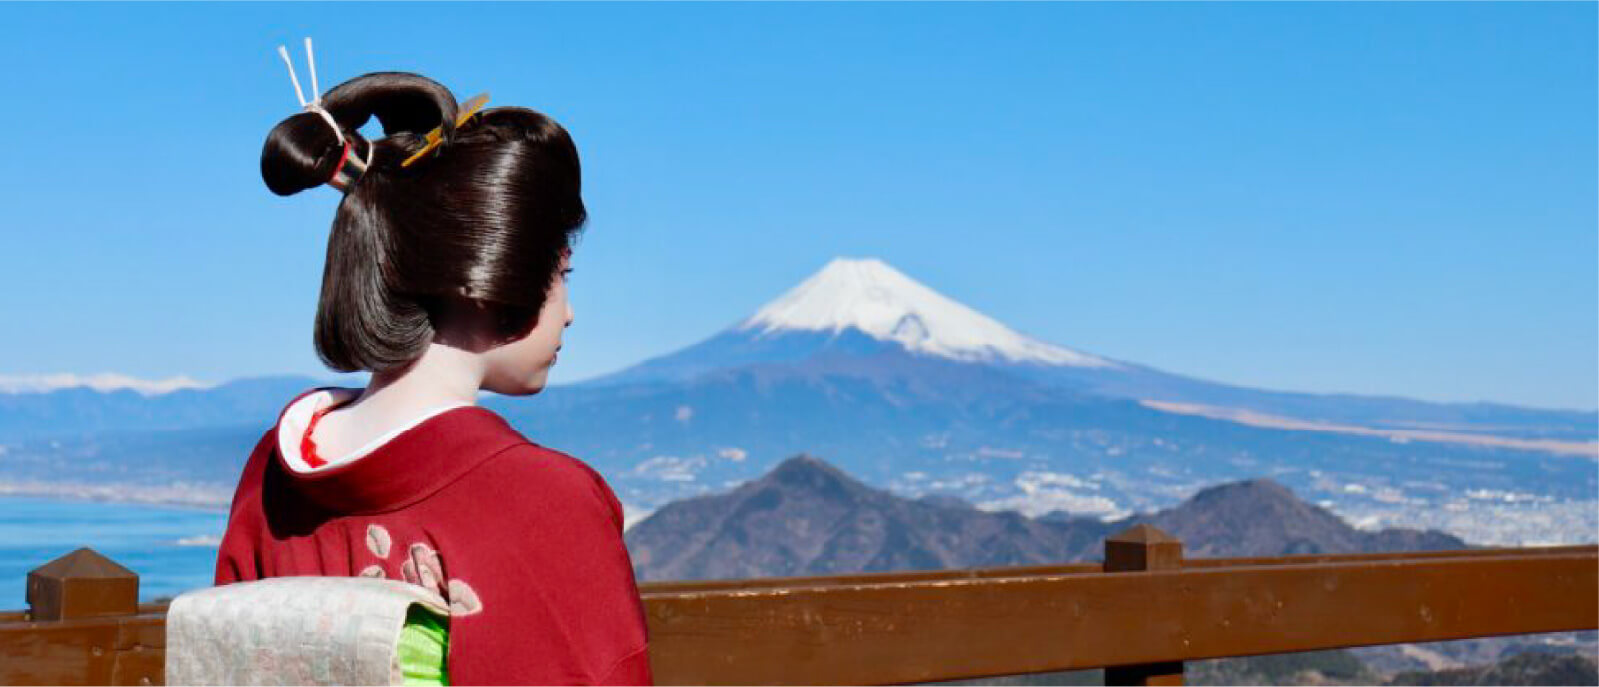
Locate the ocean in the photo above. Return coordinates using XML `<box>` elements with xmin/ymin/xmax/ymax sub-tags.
<box><xmin>0</xmin><ymin>496</ymin><xmax>227</xmax><ymax>604</ymax></box>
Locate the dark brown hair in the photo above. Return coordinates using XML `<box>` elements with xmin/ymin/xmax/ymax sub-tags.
<box><xmin>260</xmin><ymin>72</ymin><xmax>586</xmax><ymax>373</ymax></box>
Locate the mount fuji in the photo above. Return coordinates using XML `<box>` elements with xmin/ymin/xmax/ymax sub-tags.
<box><xmin>590</xmin><ymin>258</ymin><xmax>1593</xmax><ymax>444</ymax></box>
<box><xmin>591</xmin><ymin>257</ymin><xmax>1114</xmax><ymax>386</ymax></box>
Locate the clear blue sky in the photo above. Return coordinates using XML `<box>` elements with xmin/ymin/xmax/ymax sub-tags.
<box><xmin>1</xmin><ymin>3</ymin><xmax>1594</xmax><ymax>410</ymax></box>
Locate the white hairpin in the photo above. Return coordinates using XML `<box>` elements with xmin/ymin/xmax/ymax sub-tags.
<box><xmin>276</xmin><ymin>37</ymin><xmax>345</xmax><ymax>145</ymax></box>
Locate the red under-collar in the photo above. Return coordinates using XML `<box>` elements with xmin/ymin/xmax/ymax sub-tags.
<box><xmin>299</xmin><ymin>399</ymin><xmax>352</xmax><ymax>469</ymax></box>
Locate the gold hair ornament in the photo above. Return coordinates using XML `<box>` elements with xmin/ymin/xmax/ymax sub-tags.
<box><xmin>400</xmin><ymin>93</ymin><xmax>491</xmax><ymax>168</ymax></box>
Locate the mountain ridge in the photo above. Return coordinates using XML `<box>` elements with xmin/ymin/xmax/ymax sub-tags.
<box><xmin>624</xmin><ymin>454</ymin><xmax>1469</xmax><ymax>581</ymax></box>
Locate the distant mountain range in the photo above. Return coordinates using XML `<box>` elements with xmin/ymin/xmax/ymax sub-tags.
<box><xmin>0</xmin><ymin>376</ymin><xmax>315</xmax><ymax>438</ymax></box>
<box><xmin>1</xmin><ymin>258</ymin><xmax>1594</xmax><ymax>546</ymax></box>
<box><xmin>1102</xmin><ymin>477</ymin><xmax>1468</xmax><ymax>558</ymax></box>
<box><xmin>624</xmin><ymin>454</ymin><xmax>1466</xmax><ymax>581</ymax></box>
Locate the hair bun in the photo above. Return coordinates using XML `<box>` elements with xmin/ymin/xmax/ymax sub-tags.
<box><xmin>261</xmin><ymin>112</ymin><xmax>350</xmax><ymax>196</ymax></box>
<box><xmin>260</xmin><ymin>72</ymin><xmax>460</xmax><ymax>196</ymax></box>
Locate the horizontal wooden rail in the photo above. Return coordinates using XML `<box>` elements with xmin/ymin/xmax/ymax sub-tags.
<box><xmin>636</xmin><ymin>544</ymin><xmax>1598</xmax><ymax>596</ymax></box>
<box><xmin>0</xmin><ymin>611</ymin><xmax>165</xmax><ymax>686</ymax></box>
<box><xmin>2</xmin><ymin>538</ymin><xmax>1594</xmax><ymax>685</ymax></box>
<box><xmin>7</xmin><ymin>544</ymin><xmax>1583</xmax><ymax>614</ymax></box>
<box><xmin>644</xmin><ymin>548</ymin><xmax>1598</xmax><ymax>685</ymax></box>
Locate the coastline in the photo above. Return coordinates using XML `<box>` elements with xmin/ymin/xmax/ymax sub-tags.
<box><xmin>0</xmin><ymin>493</ymin><xmax>229</xmax><ymax>602</ymax></box>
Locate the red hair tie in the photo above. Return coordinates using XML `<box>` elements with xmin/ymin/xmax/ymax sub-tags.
<box><xmin>327</xmin><ymin>140</ymin><xmax>373</xmax><ymax>192</ymax></box>
<box><xmin>325</xmin><ymin>142</ymin><xmax>353</xmax><ymax>191</ymax></box>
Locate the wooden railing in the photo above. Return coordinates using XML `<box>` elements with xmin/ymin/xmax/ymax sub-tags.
<box><xmin>2</xmin><ymin>525</ymin><xmax>1594</xmax><ymax>686</ymax></box>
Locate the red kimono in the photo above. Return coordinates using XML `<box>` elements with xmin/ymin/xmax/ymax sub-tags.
<box><xmin>215</xmin><ymin>390</ymin><xmax>653</xmax><ymax>685</ymax></box>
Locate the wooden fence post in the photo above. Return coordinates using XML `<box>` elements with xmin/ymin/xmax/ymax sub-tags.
<box><xmin>27</xmin><ymin>548</ymin><xmax>139</xmax><ymax>621</ymax></box>
<box><xmin>6</xmin><ymin>548</ymin><xmax>164</xmax><ymax>686</ymax></box>
<box><xmin>1103</xmin><ymin>524</ymin><xmax>1185</xmax><ymax>687</ymax></box>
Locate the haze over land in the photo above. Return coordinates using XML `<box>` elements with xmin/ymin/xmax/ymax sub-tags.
<box><xmin>2</xmin><ymin>259</ymin><xmax>1593</xmax><ymax>548</ymax></box>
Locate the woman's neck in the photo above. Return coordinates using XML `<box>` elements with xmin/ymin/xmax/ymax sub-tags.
<box><xmin>301</xmin><ymin>343</ymin><xmax>485</xmax><ymax>464</ymax></box>
<box><xmin>354</xmin><ymin>342</ymin><xmax>485</xmax><ymax>416</ymax></box>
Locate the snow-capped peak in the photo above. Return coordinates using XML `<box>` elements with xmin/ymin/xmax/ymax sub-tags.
<box><xmin>739</xmin><ymin>257</ymin><xmax>1115</xmax><ymax>367</ymax></box>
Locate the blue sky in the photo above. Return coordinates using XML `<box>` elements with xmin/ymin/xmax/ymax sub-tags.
<box><xmin>0</xmin><ymin>3</ymin><xmax>1594</xmax><ymax>410</ymax></box>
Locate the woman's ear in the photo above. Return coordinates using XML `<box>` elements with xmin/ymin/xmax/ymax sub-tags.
<box><xmin>429</xmin><ymin>296</ymin><xmax>499</xmax><ymax>353</ymax></box>
<box><xmin>490</xmin><ymin>302</ymin><xmax>542</xmax><ymax>345</ymax></box>
<box><xmin>429</xmin><ymin>295</ymin><xmax>541</xmax><ymax>352</ymax></box>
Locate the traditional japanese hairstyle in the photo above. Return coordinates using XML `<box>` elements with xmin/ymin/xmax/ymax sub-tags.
<box><xmin>261</xmin><ymin>40</ymin><xmax>587</xmax><ymax>373</ymax></box>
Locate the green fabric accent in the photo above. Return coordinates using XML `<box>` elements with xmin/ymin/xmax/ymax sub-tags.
<box><xmin>398</xmin><ymin>604</ymin><xmax>450</xmax><ymax>686</ymax></box>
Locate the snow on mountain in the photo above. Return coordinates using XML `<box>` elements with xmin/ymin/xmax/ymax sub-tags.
<box><xmin>739</xmin><ymin>257</ymin><xmax>1116</xmax><ymax>367</ymax></box>
<box><xmin>0</xmin><ymin>373</ymin><xmax>213</xmax><ymax>396</ymax></box>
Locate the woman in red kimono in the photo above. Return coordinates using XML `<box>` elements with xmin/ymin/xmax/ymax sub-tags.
<box><xmin>214</xmin><ymin>64</ymin><xmax>652</xmax><ymax>685</ymax></box>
